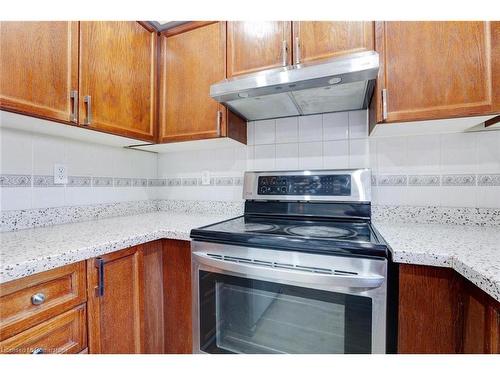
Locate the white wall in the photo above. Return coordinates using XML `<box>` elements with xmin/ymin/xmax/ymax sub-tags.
<box><xmin>0</xmin><ymin>128</ymin><xmax>159</xmax><ymax>211</ymax></box>
<box><xmin>158</xmin><ymin>110</ymin><xmax>500</xmax><ymax>208</ymax></box>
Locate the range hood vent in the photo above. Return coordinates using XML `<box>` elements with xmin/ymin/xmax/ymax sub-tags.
<box><xmin>210</xmin><ymin>51</ymin><xmax>379</xmax><ymax>121</ymax></box>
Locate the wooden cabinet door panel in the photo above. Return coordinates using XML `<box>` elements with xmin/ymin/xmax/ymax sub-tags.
<box><xmin>163</xmin><ymin>239</ymin><xmax>192</xmax><ymax>353</ymax></box>
<box><xmin>79</xmin><ymin>22</ymin><xmax>157</xmax><ymax>141</ymax></box>
<box><xmin>159</xmin><ymin>22</ymin><xmax>226</xmax><ymax>142</ymax></box>
<box><xmin>0</xmin><ymin>304</ymin><xmax>87</xmax><ymax>354</ymax></box>
<box><xmin>0</xmin><ymin>261</ymin><xmax>86</xmax><ymax>341</ymax></box>
<box><xmin>379</xmin><ymin>21</ymin><xmax>499</xmax><ymax>122</ymax></box>
<box><xmin>292</xmin><ymin>21</ymin><xmax>374</xmax><ymax>64</ymax></box>
<box><xmin>0</xmin><ymin>21</ymin><xmax>78</xmax><ymax>123</ymax></box>
<box><xmin>87</xmin><ymin>246</ymin><xmax>144</xmax><ymax>353</ymax></box>
<box><xmin>227</xmin><ymin>21</ymin><xmax>291</xmax><ymax>77</ymax></box>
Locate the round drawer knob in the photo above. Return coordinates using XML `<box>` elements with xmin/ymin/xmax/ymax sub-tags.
<box><xmin>31</xmin><ymin>292</ymin><xmax>46</xmax><ymax>306</ymax></box>
<box><xmin>31</xmin><ymin>347</ymin><xmax>45</xmax><ymax>354</ymax></box>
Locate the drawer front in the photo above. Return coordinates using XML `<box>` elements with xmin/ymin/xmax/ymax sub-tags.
<box><xmin>0</xmin><ymin>262</ymin><xmax>87</xmax><ymax>340</ymax></box>
<box><xmin>0</xmin><ymin>304</ymin><xmax>87</xmax><ymax>354</ymax></box>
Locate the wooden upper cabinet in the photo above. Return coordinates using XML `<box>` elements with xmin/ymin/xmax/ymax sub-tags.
<box><xmin>159</xmin><ymin>22</ymin><xmax>227</xmax><ymax>143</ymax></box>
<box><xmin>227</xmin><ymin>21</ymin><xmax>291</xmax><ymax>77</ymax></box>
<box><xmin>79</xmin><ymin>22</ymin><xmax>157</xmax><ymax>141</ymax></box>
<box><xmin>292</xmin><ymin>21</ymin><xmax>374</xmax><ymax>64</ymax></box>
<box><xmin>375</xmin><ymin>21</ymin><xmax>500</xmax><ymax>123</ymax></box>
<box><xmin>0</xmin><ymin>21</ymin><xmax>78</xmax><ymax>123</ymax></box>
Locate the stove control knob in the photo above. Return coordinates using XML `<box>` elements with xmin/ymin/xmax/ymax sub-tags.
<box><xmin>280</xmin><ymin>187</ymin><xmax>287</xmax><ymax>193</ymax></box>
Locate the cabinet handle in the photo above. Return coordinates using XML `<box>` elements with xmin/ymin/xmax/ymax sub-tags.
<box><xmin>70</xmin><ymin>90</ymin><xmax>78</xmax><ymax>123</ymax></box>
<box><xmin>381</xmin><ymin>89</ymin><xmax>388</xmax><ymax>120</ymax></box>
<box><xmin>31</xmin><ymin>348</ymin><xmax>45</xmax><ymax>354</ymax></box>
<box><xmin>281</xmin><ymin>40</ymin><xmax>288</xmax><ymax>67</ymax></box>
<box><xmin>31</xmin><ymin>292</ymin><xmax>46</xmax><ymax>306</ymax></box>
<box><xmin>83</xmin><ymin>95</ymin><xmax>92</xmax><ymax>126</ymax></box>
<box><xmin>216</xmin><ymin>110</ymin><xmax>222</xmax><ymax>137</ymax></box>
<box><xmin>294</xmin><ymin>36</ymin><xmax>301</xmax><ymax>65</ymax></box>
<box><xmin>95</xmin><ymin>257</ymin><xmax>104</xmax><ymax>297</ymax></box>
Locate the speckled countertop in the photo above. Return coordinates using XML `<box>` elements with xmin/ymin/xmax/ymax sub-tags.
<box><xmin>1</xmin><ymin>211</ymin><xmax>499</xmax><ymax>302</ymax></box>
<box><xmin>374</xmin><ymin>222</ymin><xmax>500</xmax><ymax>302</ymax></box>
<box><xmin>0</xmin><ymin>211</ymin><xmax>231</xmax><ymax>284</ymax></box>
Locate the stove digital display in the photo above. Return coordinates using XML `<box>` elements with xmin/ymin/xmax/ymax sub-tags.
<box><xmin>257</xmin><ymin>175</ymin><xmax>351</xmax><ymax>196</ymax></box>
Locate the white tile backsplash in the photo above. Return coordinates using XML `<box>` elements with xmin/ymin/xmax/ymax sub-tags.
<box><xmin>299</xmin><ymin>141</ymin><xmax>323</xmax><ymax>169</ymax></box>
<box><xmin>323</xmin><ymin>140</ymin><xmax>349</xmax><ymax>169</ymax></box>
<box><xmin>298</xmin><ymin>114</ymin><xmax>323</xmax><ymax>142</ymax></box>
<box><xmin>275</xmin><ymin>117</ymin><xmax>299</xmax><ymax>143</ymax></box>
<box><xmin>348</xmin><ymin>110</ymin><xmax>368</xmax><ymax>139</ymax></box>
<box><xmin>275</xmin><ymin>143</ymin><xmax>299</xmax><ymax>170</ymax></box>
<box><xmin>254</xmin><ymin>119</ymin><xmax>276</xmax><ymax>144</ymax></box>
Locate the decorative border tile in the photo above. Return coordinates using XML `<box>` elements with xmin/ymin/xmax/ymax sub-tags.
<box><xmin>182</xmin><ymin>177</ymin><xmax>198</xmax><ymax>186</ymax></box>
<box><xmin>132</xmin><ymin>178</ymin><xmax>148</xmax><ymax>187</ymax></box>
<box><xmin>215</xmin><ymin>177</ymin><xmax>234</xmax><ymax>186</ymax></box>
<box><xmin>148</xmin><ymin>179</ymin><xmax>167</xmax><ymax>187</ymax></box>
<box><xmin>67</xmin><ymin>176</ymin><xmax>91</xmax><ymax>187</ymax></box>
<box><xmin>442</xmin><ymin>174</ymin><xmax>476</xmax><ymax>186</ymax></box>
<box><xmin>167</xmin><ymin>178</ymin><xmax>182</xmax><ymax>187</ymax></box>
<box><xmin>478</xmin><ymin>174</ymin><xmax>500</xmax><ymax>186</ymax></box>
<box><xmin>33</xmin><ymin>175</ymin><xmax>62</xmax><ymax>187</ymax></box>
<box><xmin>0</xmin><ymin>174</ymin><xmax>31</xmax><ymax>187</ymax></box>
<box><xmin>408</xmin><ymin>175</ymin><xmax>440</xmax><ymax>186</ymax></box>
<box><xmin>377</xmin><ymin>175</ymin><xmax>407</xmax><ymax>186</ymax></box>
<box><xmin>233</xmin><ymin>177</ymin><xmax>244</xmax><ymax>186</ymax></box>
<box><xmin>92</xmin><ymin>176</ymin><xmax>113</xmax><ymax>187</ymax></box>
<box><xmin>114</xmin><ymin>178</ymin><xmax>132</xmax><ymax>187</ymax></box>
<box><xmin>371</xmin><ymin>175</ymin><xmax>377</xmax><ymax>186</ymax></box>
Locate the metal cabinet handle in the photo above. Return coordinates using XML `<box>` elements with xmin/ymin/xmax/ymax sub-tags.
<box><xmin>95</xmin><ymin>257</ymin><xmax>104</xmax><ymax>297</ymax></box>
<box><xmin>31</xmin><ymin>348</ymin><xmax>45</xmax><ymax>354</ymax></box>
<box><xmin>83</xmin><ymin>95</ymin><xmax>92</xmax><ymax>125</ymax></box>
<box><xmin>216</xmin><ymin>110</ymin><xmax>222</xmax><ymax>137</ymax></box>
<box><xmin>294</xmin><ymin>36</ymin><xmax>301</xmax><ymax>65</ymax></box>
<box><xmin>281</xmin><ymin>40</ymin><xmax>288</xmax><ymax>67</ymax></box>
<box><xmin>381</xmin><ymin>89</ymin><xmax>388</xmax><ymax>120</ymax></box>
<box><xmin>70</xmin><ymin>90</ymin><xmax>78</xmax><ymax>123</ymax></box>
<box><xmin>31</xmin><ymin>292</ymin><xmax>46</xmax><ymax>306</ymax></box>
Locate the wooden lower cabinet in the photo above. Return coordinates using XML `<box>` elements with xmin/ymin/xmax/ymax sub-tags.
<box><xmin>398</xmin><ymin>264</ymin><xmax>500</xmax><ymax>353</ymax></box>
<box><xmin>163</xmin><ymin>239</ymin><xmax>192</xmax><ymax>354</ymax></box>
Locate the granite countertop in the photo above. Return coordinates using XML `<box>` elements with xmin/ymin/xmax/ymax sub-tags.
<box><xmin>374</xmin><ymin>221</ymin><xmax>500</xmax><ymax>302</ymax></box>
<box><xmin>0</xmin><ymin>211</ymin><xmax>232</xmax><ymax>284</ymax></box>
<box><xmin>1</xmin><ymin>211</ymin><xmax>499</xmax><ymax>303</ymax></box>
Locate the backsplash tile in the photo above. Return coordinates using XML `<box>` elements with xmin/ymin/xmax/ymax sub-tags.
<box><xmin>442</xmin><ymin>174</ymin><xmax>476</xmax><ymax>186</ymax></box>
<box><xmin>0</xmin><ymin>174</ymin><xmax>31</xmax><ymax>187</ymax></box>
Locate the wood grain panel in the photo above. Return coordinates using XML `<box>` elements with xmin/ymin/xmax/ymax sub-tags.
<box><xmin>227</xmin><ymin>21</ymin><xmax>291</xmax><ymax>77</ymax></box>
<box><xmin>292</xmin><ymin>21</ymin><xmax>374</xmax><ymax>63</ymax></box>
<box><xmin>86</xmin><ymin>246</ymin><xmax>144</xmax><ymax>353</ymax></box>
<box><xmin>159</xmin><ymin>22</ymin><xmax>226</xmax><ymax>143</ymax></box>
<box><xmin>0</xmin><ymin>304</ymin><xmax>87</xmax><ymax>354</ymax></box>
<box><xmin>398</xmin><ymin>264</ymin><xmax>462</xmax><ymax>353</ymax></box>
<box><xmin>79</xmin><ymin>21</ymin><xmax>157</xmax><ymax>141</ymax></box>
<box><xmin>142</xmin><ymin>240</ymin><xmax>165</xmax><ymax>353</ymax></box>
<box><xmin>0</xmin><ymin>262</ymin><xmax>86</xmax><ymax>341</ymax></box>
<box><xmin>163</xmin><ymin>239</ymin><xmax>192</xmax><ymax>353</ymax></box>
<box><xmin>379</xmin><ymin>21</ymin><xmax>499</xmax><ymax>123</ymax></box>
<box><xmin>0</xmin><ymin>21</ymin><xmax>78</xmax><ymax>123</ymax></box>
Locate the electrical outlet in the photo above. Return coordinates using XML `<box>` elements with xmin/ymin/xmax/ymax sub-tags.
<box><xmin>54</xmin><ymin>164</ymin><xmax>68</xmax><ymax>184</ymax></box>
<box><xmin>201</xmin><ymin>171</ymin><xmax>211</xmax><ymax>185</ymax></box>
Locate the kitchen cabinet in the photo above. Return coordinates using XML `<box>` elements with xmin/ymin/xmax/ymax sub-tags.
<box><xmin>398</xmin><ymin>264</ymin><xmax>500</xmax><ymax>354</ymax></box>
<box><xmin>163</xmin><ymin>239</ymin><xmax>192</xmax><ymax>353</ymax></box>
<box><xmin>371</xmin><ymin>21</ymin><xmax>500</xmax><ymax>127</ymax></box>
<box><xmin>159</xmin><ymin>22</ymin><xmax>246</xmax><ymax>144</ymax></box>
<box><xmin>79</xmin><ymin>21</ymin><xmax>157</xmax><ymax>141</ymax></box>
<box><xmin>227</xmin><ymin>21</ymin><xmax>292</xmax><ymax>77</ymax></box>
<box><xmin>0</xmin><ymin>21</ymin><xmax>79</xmax><ymax>123</ymax></box>
<box><xmin>86</xmin><ymin>241</ymin><xmax>165</xmax><ymax>354</ymax></box>
<box><xmin>292</xmin><ymin>21</ymin><xmax>374</xmax><ymax>64</ymax></box>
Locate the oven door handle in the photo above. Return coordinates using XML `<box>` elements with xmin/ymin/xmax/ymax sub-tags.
<box><xmin>193</xmin><ymin>252</ymin><xmax>384</xmax><ymax>289</ymax></box>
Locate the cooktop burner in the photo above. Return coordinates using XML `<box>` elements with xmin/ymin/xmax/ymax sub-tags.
<box><xmin>244</xmin><ymin>223</ymin><xmax>280</xmax><ymax>232</ymax></box>
<box><xmin>284</xmin><ymin>225</ymin><xmax>357</xmax><ymax>239</ymax></box>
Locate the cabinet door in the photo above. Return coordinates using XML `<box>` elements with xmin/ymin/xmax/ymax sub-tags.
<box><xmin>159</xmin><ymin>22</ymin><xmax>226</xmax><ymax>143</ymax></box>
<box><xmin>377</xmin><ymin>21</ymin><xmax>500</xmax><ymax>123</ymax></box>
<box><xmin>87</xmin><ymin>246</ymin><xmax>144</xmax><ymax>353</ymax></box>
<box><xmin>0</xmin><ymin>21</ymin><xmax>78</xmax><ymax>123</ymax></box>
<box><xmin>227</xmin><ymin>21</ymin><xmax>291</xmax><ymax>77</ymax></box>
<box><xmin>79</xmin><ymin>22</ymin><xmax>157</xmax><ymax>141</ymax></box>
<box><xmin>292</xmin><ymin>21</ymin><xmax>374</xmax><ymax>64</ymax></box>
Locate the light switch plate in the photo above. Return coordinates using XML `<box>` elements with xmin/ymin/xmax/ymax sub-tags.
<box><xmin>54</xmin><ymin>164</ymin><xmax>68</xmax><ymax>184</ymax></box>
<box><xmin>201</xmin><ymin>171</ymin><xmax>211</xmax><ymax>185</ymax></box>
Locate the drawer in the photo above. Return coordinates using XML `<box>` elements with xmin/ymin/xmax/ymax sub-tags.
<box><xmin>0</xmin><ymin>304</ymin><xmax>87</xmax><ymax>354</ymax></box>
<box><xmin>0</xmin><ymin>262</ymin><xmax>87</xmax><ymax>340</ymax></box>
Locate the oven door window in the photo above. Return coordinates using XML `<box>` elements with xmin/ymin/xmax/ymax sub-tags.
<box><xmin>199</xmin><ymin>271</ymin><xmax>372</xmax><ymax>354</ymax></box>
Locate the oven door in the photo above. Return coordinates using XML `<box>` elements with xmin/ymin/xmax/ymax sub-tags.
<box><xmin>192</xmin><ymin>241</ymin><xmax>387</xmax><ymax>354</ymax></box>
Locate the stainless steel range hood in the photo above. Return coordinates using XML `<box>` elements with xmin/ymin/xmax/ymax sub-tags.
<box><xmin>210</xmin><ymin>51</ymin><xmax>379</xmax><ymax>121</ymax></box>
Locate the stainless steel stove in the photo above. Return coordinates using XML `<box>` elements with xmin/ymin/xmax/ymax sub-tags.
<box><xmin>190</xmin><ymin>169</ymin><xmax>396</xmax><ymax>354</ymax></box>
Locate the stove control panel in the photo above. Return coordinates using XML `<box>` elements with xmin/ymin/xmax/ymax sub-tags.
<box><xmin>257</xmin><ymin>174</ymin><xmax>351</xmax><ymax>196</ymax></box>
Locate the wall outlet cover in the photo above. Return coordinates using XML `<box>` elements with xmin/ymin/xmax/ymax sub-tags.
<box><xmin>54</xmin><ymin>163</ymin><xmax>68</xmax><ymax>184</ymax></box>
